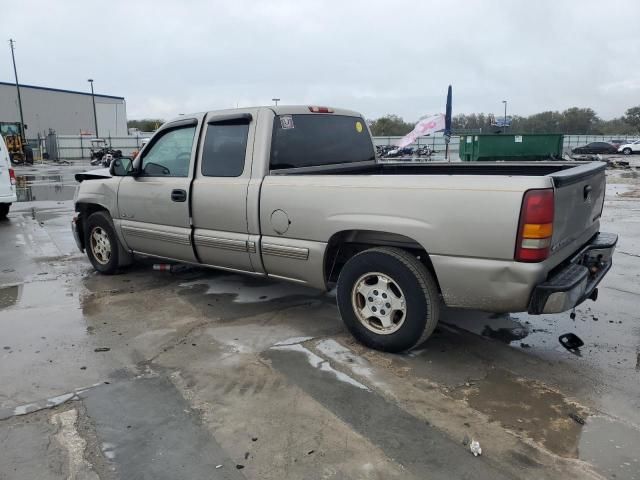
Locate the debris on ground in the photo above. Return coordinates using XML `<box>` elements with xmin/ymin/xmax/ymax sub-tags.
<box><xmin>236</xmin><ymin>464</ymin><xmax>245</xmax><ymax>470</ymax></box>
<box><xmin>462</xmin><ymin>434</ymin><xmax>470</xmax><ymax>446</ymax></box>
<box><xmin>215</xmin><ymin>465</ymin><xmax>222</xmax><ymax>469</ymax></box>
<box><xmin>94</xmin><ymin>347</ymin><xmax>111</xmax><ymax>352</ymax></box>
<box><xmin>470</xmin><ymin>439</ymin><xmax>482</xmax><ymax>456</ymax></box>
<box><xmin>153</xmin><ymin>263</ymin><xmax>192</xmax><ymax>273</ymax></box>
<box><xmin>520</xmin><ymin>343</ymin><xmax>531</xmax><ymax>349</ymax></box>
<box><xmin>607</xmin><ymin>159</ymin><xmax>631</xmax><ymax>169</ymax></box>
<box><xmin>558</xmin><ymin>333</ymin><xmax>584</xmax><ymax>352</ymax></box>
<box><xmin>568</xmin><ymin>413</ymin><xmax>586</xmax><ymax>425</ymax></box>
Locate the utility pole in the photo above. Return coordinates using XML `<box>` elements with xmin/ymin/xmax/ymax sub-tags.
<box><xmin>88</xmin><ymin>79</ymin><xmax>99</xmax><ymax>137</ymax></box>
<box><xmin>9</xmin><ymin>39</ymin><xmax>26</xmax><ymax>143</ymax></box>
<box><xmin>502</xmin><ymin>100</ymin><xmax>508</xmax><ymax>133</ymax></box>
<box><xmin>272</xmin><ymin>98</ymin><xmax>280</xmax><ymax>106</ymax></box>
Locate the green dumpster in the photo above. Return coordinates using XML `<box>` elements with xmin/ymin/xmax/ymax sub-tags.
<box><xmin>459</xmin><ymin>134</ymin><xmax>564</xmax><ymax>161</ymax></box>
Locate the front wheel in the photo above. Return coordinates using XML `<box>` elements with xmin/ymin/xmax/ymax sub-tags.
<box><xmin>84</xmin><ymin>211</ymin><xmax>121</xmax><ymax>274</ymax></box>
<box><xmin>622</xmin><ymin>148</ymin><xmax>632</xmax><ymax>155</ymax></box>
<box><xmin>336</xmin><ymin>247</ymin><xmax>440</xmax><ymax>352</ymax></box>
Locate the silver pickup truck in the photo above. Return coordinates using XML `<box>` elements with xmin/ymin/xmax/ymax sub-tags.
<box><xmin>72</xmin><ymin>105</ymin><xmax>617</xmax><ymax>352</ymax></box>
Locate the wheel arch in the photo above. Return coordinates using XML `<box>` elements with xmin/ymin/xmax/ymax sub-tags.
<box><xmin>75</xmin><ymin>203</ymin><xmax>111</xmax><ymax>250</ymax></box>
<box><xmin>323</xmin><ymin>229</ymin><xmax>441</xmax><ymax>292</ymax></box>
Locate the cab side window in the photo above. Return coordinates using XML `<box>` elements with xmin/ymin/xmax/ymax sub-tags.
<box><xmin>201</xmin><ymin>120</ymin><xmax>249</xmax><ymax>177</ymax></box>
<box><xmin>141</xmin><ymin>126</ymin><xmax>196</xmax><ymax>177</ymax></box>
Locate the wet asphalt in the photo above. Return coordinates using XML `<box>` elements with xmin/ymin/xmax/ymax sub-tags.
<box><xmin>0</xmin><ymin>160</ymin><xmax>639</xmax><ymax>479</ymax></box>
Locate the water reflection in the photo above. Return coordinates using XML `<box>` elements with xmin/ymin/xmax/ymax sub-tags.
<box><xmin>15</xmin><ymin>174</ymin><xmax>76</xmax><ymax>202</ymax></box>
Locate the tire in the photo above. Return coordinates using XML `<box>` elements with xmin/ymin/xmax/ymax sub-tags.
<box><xmin>84</xmin><ymin>211</ymin><xmax>121</xmax><ymax>274</ymax></box>
<box><xmin>336</xmin><ymin>247</ymin><xmax>440</xmax><ymax>353</ymax></box>
<box><xmin>623</xmin><ymin>148</ymin><xmax>632</xmax><ymax>155</ymax></box>
<box><xmin>0</xmin><ymin>203</ymin><xmax>10</xmax><ymax>220</ymax></box>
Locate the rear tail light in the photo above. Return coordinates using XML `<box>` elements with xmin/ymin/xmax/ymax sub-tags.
<box><xmin>8</xmin><ymin>168</ymin><xmax>16</xmax><ymax>186</ymax></box>
<box><xmin>515</xmin><ymin>188</ymin><xmax>554</xmax><ymax>262</ymax></box>
<box><xmin>308</xmin><ymin>106</ymin><xmax>334</xmax><ymax>113</ymax></box>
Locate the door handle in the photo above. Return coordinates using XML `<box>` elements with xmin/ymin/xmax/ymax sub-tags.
<box><xmin>171</xmin><ymin>189</ymin><xmax>187</xmax><ymax>202</ymax></box>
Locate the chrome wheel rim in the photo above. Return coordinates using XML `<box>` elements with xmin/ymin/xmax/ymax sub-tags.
<box><xmin>351</xmin><ymin>272</ymin><xmax>406</xmax><ymax>335</ymax></box>
<box><xmin>90</xmin><ymin>227</ymin><xmax>111</xmax><ymax>265</ymax></box>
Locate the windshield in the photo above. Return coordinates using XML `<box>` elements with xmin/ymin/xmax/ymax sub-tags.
<box><xmin>270</xmin><ymin>114</ymin><xmax>375</xmax><ymax>170</ymax></box>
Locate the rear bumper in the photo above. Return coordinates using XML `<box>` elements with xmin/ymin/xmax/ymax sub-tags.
<box><xmin>528</xmin><ymin>232</ymin><xmax>617</xmax><ymax>314</ymax></box>
<box><xmin>0</xmin><ymin>193</ymin><xmax>17</xmax><ymax>204</ymax></box>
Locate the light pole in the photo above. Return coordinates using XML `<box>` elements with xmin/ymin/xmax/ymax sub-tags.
<box><xmin>502</xmin><ymin>100</ymin><xmax>507</xmax><ymax>132</ymax></box>
<box><xmin>272</xmin><ymin>98</ymin><xmax>280</xmax><ymax>106</ymax></box>
<box><xmin>88</xmin><ymin>79</ymin><xmax>99</xmax><ymax>137</ymax></box>
<box><xmin>9</xmin><ymin>39</ymin><xmax>26</xmax><ymax>143</ymax></box>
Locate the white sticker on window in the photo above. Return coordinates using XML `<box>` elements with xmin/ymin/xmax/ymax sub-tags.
<box><xmin>515</xmin><ymin>135</ymin><xmax>523</xmax><ymax>143</ymax></box>
<box><xmin>466</xmin><ymin>136</ymin><xmax>472</xmax><ymax>143</ymax></box>
<box><xmin>280</xmin><ymin>115</ymin><xmax>294</xmax><ymax>129</ymax></box>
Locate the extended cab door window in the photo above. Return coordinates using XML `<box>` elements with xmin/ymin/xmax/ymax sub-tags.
<box><xmin>201</xmin><ymin>120</ymin><xmax>249</xmax><ymax>177</ymax></box>
<box><xmin>141</xmin><ymin>126</ymin><xmax>196</xmax><ymax>177</ymax></box>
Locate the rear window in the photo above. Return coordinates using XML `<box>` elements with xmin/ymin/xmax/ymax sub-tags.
<box><xmin>270</xmin><ymin>114</ymin><xmax>375</xmax><ymax>170</ymax></box>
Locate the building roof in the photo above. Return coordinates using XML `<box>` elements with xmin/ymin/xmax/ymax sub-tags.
<box><xmin>0</xmin><ymin>81</ymin><xmax>124</xmax><ymax>100</ymax></box>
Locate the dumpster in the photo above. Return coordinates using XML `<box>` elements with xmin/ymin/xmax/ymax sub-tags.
<box><xmin>459</xmin><ymin>134</ymin><xmax>564</xmax><ymax>161</ymax></box>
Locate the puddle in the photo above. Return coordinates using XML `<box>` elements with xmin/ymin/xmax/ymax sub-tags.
<box><xmin>0</xmin><ymin>285</ymin><xmax>21</xmax><ymax>309</ymax></box>
<box><xmin>579</xmin><ymin>416</ymin><xmax>640</xmax><ymax>480</ymax></box>
<box><xmin>454</xmin><ymin>369</ymin><xmax>586</xmax><ymax>458</ymax></box>
<box><xmin>180</xmin><ymin>273</ymin><xmax>320</xmax><ymax>303</ymax></box>
<box><xmin>15</xmin><ymin>173</ymin><xmax>77</xmax><ymax>202</ymax></box>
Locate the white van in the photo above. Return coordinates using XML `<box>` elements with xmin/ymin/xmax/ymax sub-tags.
<box><xmin>0</xmin><ymin>136</ymin><xmax>18</xmax><ymax>219</ymax></box>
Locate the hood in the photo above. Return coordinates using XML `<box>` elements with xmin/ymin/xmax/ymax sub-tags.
<box><xmin>75</xmin><ymin>168</ymin><xmax>111</xmax><ymax>182</ymax></box>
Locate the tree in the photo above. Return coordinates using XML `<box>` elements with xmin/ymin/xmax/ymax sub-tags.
<box><xmin>623</xmin><ymin>106</ymin><xmax>640</xmax><ymax>133</ymax></box>
<box><xmin>368</xmin><ymin>115</ymin><xmax>413</xmax><ymax>136</ymax></box>
<box><xmin>127</xmin><ymin>119</ymin><xmax>164</xmax><ymax>132</ymax></box>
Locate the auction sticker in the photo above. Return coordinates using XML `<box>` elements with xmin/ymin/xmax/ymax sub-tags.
<box><xmin>355</xmin><ymin>121</ymin><xmax>363</xmax><ymax>133</ymax></box>
<box><xmin>280</xmin><ymin>115</ymin><xmax>294</xmax><ymax>129</ymax></box>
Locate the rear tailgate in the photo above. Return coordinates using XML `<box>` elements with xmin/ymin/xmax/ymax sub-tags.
<box><xmin>549</xmin><ymin>162</ymin><xmax>606</xmax><ymax>257</ymax></box>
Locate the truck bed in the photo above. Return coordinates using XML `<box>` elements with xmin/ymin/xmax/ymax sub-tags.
<box><xmin>271</xmin><ymin>160</ymin><xmax>605</xmax><ymax>186</ymax></box>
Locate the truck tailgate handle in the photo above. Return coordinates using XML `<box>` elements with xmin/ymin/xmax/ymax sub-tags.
<box><xmin>171</xmin><ymin>189</ymin><xmax>187</xmax><ymax>202</ymax></box>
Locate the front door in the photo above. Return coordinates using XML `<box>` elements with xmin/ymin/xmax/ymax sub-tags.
<box><xmin>117</xmin><ymin>121</ymin><xmax>198</xmax><ymax>262</ymax></box>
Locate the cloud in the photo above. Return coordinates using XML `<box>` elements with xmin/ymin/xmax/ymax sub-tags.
<box><xmin>1</xmin><ymin>0</ymin><xmax>639</xmax><ymax>121</ymax></box>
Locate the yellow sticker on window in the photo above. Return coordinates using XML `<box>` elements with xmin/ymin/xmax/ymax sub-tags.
<box><xmin>355</xmin><ymin>121</ymin><xmax>363</xmax><ymax>133</ymax></box>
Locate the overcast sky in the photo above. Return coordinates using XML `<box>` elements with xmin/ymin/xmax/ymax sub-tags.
<box><xmin>2</xmin><ymin>0</ymin><xmax>639</xmax><ymax>121</ymax></box>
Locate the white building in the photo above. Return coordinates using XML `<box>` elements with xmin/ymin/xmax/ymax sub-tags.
<box><xmin>0</xmin><ymin>81</ymin><xmax>127</xmax><ymax>138</ymax></box>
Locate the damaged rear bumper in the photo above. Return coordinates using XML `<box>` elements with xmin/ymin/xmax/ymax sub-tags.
<box><xmin>528</xmin><ymin>232</ymin><xmax>618</xmax><ymax>314</ymax></box>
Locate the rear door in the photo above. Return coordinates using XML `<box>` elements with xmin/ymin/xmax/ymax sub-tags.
<box><xmin>117</xmin><ymin>119</ymin><xmax>199</xmax><ymax>262</ymax></box>
<box><xmin>191</xmin><ymin>111</ymin><xmax>256</xmax><ymax>272</ymax></box>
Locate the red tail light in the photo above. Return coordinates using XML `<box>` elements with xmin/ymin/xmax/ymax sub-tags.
<box><xmin>515</xmin><ymin>188</ymin><xmax>554</xmax><ymax>262</ymax></box>
<box><xmin>8</xmin><ymin>168</ymin><xmax>16</xmax><ymax>186</ymax></box>
<box><xmin>308</xmin><ymin>106</ymin><xmax>334</xmax><ymax>113</ymax></box>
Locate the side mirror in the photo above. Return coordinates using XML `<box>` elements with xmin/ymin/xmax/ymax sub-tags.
<box><xmin>109</xmin><ymin>157</ymin><xmax>133</xmax><ymax>176</ymax></box>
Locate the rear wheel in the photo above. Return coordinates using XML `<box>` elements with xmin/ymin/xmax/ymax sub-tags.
<box><xmin>336</xmin><ymin>247</ymin><xmax>440</xmax><ymax>352</ymax></box>
<box><xmin>0</xmin><ymin>203</ymin><xmax>10</xmax><ymax>220</ymax></box>
<box><xmin>623</xmin><ymin>148</ymin><xmax>632</xmax><ymax>155</ymax></box>
<box><xmin>84</xmin><ymin>211</ymin><xmax>120</xmax><ymax>274</ymax></box>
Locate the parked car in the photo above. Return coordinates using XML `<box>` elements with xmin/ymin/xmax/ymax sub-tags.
<box><xmin>572</xmin><ymin>142</ymin><xmax>618</xmax><ymax>155</ymax></box>
<box><xmin>0</xmin><ymin>135</ymin><xmax>17</xmax><ymax>219</ymax></box>
<box><xmin>72</xmin><ymin>105</ymin><xmax>617</xmax><ymax>352</ymax></box>
<box><xmin>617</xmin><ymin>139</ymin><xmax>640</xmax><ymax>155</ymax></box>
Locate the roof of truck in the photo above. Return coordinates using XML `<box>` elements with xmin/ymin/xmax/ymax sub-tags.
<box><xmin>165</xmin><ymin>106</ymin><xmax>363</xmax><ymax>125</ymax></box>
